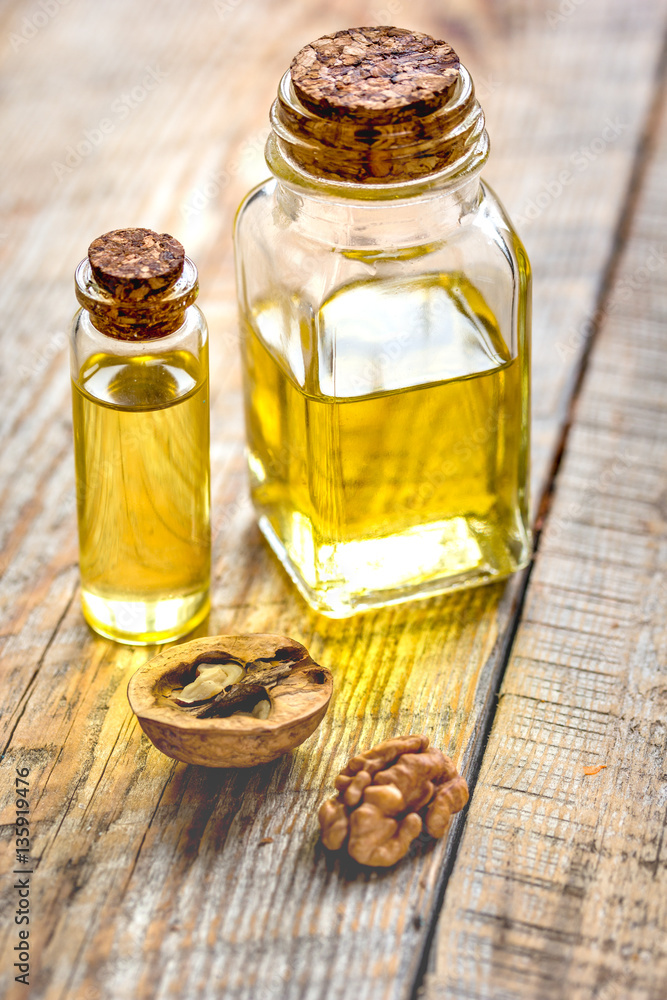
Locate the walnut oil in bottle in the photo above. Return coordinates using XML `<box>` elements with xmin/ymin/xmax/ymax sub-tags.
<box><xmin>235</xmin><ymin>28</ymin><xmax>531</xmax><ymax>617</ymax></box>
<box><xmin>70</xmin><ymin>228</ymin><xmax>210</xmax><ymax>644</ymax></box>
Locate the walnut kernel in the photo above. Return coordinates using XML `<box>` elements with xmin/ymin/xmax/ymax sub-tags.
<box><xmin>319</xmin><ymin>735</ymin><xmax>468</xmax><ymax>867</ymax></box>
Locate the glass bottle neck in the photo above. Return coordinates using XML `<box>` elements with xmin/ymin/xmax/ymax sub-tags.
<box><xmin>265</xmin><ymin>58</ymin><xmax>488</xmax><ymax>250</ymax></box>
<box><xmin>272</xmin><ymin>172</ymin><xmax>483</xmax><ymax>250</ymax></box>
<box><xmin>74</xmin><ymin>257</ymin><xmax>199</xmax><ymax>340</ymax></box>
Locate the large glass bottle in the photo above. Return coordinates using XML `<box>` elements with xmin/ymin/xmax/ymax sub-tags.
<box><xmin>70</xmin><ymin>228</ymin><xmax>211</xmax><ymax>644</ymax></box>
<box><xmin>234</xmin><ymin>27</ymin><xmax>531</xmax><ymax>618</ymax></box>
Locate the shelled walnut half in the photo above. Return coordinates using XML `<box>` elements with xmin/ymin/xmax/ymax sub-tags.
<box><xmin>127</xmin><ymin>634</ymin><xmax>333</xmax><ymax>767</ymax></box>
<box><xmin>318</xmin><ymin>735</ymin><xmax>468</xmax><ymax>867</ymax></box>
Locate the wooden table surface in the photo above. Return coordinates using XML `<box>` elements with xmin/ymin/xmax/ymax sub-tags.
<box><xmin>1</xmin><ymin>1</ymin><xmax>666</xmax><ymax>998</ymax></box>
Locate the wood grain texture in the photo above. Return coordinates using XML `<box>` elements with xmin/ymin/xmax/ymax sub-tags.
<box><xmin>0</xmin><ymin>0</ymin><xmax>665</xmax><ymax>998</ymax></box>
<box><xmin>427</xmin><ymin>31</ymin><xmax>667</xmax><ymax>1000</ymax></box>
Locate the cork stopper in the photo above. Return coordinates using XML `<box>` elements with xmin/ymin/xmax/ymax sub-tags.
<box><xmin>88</xmin><ymin>228</ymin><xmax>185</xmax><ymax>300</ymax></box>
<box><xmin>268</xmin><ymin>26</ymin><xmax>487</xmax><ymax>186</ymax></box>
<box><xmin>75</xmin><ymin>228</ymin><xmax>198</xmax><ymax>341</ymax></box>
<box><xmin>290</xmin><ymin>27</ymin><xmax>459</xmax><ymax>121</ymax></box>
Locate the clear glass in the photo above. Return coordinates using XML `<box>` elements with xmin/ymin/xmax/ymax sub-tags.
<box><xmin>234</xmin><ymin>166</ymin><xmax>531</xmax><ymax>618</ymax></box>
<box><xmin>70</xmin><ymin>267</ymin><xmax>211</xmax><ymax>644</ymax></box>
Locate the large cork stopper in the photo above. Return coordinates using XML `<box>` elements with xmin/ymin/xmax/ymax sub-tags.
<box><xmin>290</xmin><ymin>27</ymin><xmax>460</xmax><ymax>121</ymax></box>
<box><xmin>77</xmin><ymin>228</ymin><xmax>197</xmax><ymax>340</ymax></box>
<box><xmin>269</xmin><ymin>26</ymin><xmax>486</xmax><ymax>185</ymax></box>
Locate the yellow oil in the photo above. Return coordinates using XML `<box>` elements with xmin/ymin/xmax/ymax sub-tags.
<box><xmin>72</xmin><ymin>349</ymin><xmax>210</xmax><ymax>644</ymax></box>
<box><xmin>242</xmin><ymin>273</ymin><xmax>530</xmax><ymax>616</ymax></box>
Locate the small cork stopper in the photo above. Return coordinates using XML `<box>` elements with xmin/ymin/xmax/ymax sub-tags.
<box><xmin>78</xmin><ymin>228</ymin><xmax>197</xmax><ymax>340</ymax></box>
<box><xmin>88</xmin><ymin>228</ymin><xmax>185</xmax><ymax>300</ymax></box>
<box><xmin>290</xmin><ymin>26</ymin><xmax>460</xmax><ymax>120</ymax></box>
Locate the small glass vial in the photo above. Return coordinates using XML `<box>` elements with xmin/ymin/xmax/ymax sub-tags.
<box><xmin>71</xmin><ymin>228</ymin><xmax>211</xmax><ymax>644</ymax></box>
<box><xmin>234</xmin><ymin>27</ymin><xmax>531</xmax><ymax>618</ymax></box>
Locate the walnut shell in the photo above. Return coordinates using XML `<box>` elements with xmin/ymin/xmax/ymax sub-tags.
<box><xmin>127</xmin><ymin>634</ymin><xmax>333</xmax><ymax>767</ymax></box>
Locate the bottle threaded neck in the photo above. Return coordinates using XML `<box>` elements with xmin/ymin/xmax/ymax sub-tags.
<box><xmin>267</xmin><ymin>27</ymin><xmax>489</xmax><ymax>190</ymax></box>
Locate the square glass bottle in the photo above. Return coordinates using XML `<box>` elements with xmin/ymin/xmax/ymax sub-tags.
<box><xmin>234</xmin><ymin>28</ymin><xmax>531</xmax><ymax>617</ymax></box>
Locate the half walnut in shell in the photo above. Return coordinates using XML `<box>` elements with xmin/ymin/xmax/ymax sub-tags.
<box><xmin>319</xmin><ymin>735</ymin><xmax>468</xmax><ymax>866</ymax></box>
<box><xmin>127</xmin><ymin>634</ymin><xmax>332</xmax><ymax>767</ymax></box>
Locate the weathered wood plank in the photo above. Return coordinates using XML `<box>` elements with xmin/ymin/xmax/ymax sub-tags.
<box><xmin>426</xmin><ymin>32</ymin><xmax>667</xmax><ymax>1000</ymax></box>
<box><xmin>0</xmin><ymin>1</ymin><xmax>665</xmax><ymax>998</ymax></box>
